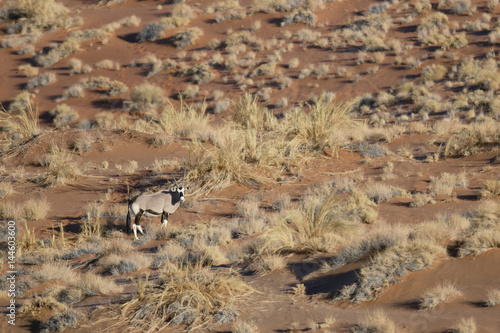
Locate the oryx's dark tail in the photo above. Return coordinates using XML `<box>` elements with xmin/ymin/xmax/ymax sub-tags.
<box><xmin>126</xmin><ymin>199</ymin><xmax>132</xmax><ymax>234</ymax></box>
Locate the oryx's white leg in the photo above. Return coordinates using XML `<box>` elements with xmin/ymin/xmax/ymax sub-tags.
<box><xmin>162</xmin><ymin>219</ymin><xmax>168</xmax><ymax>228</ymax></box>
<box><xmin>137</xmin><ymin>225</ymin><xmax>144</xmax><ymax>235</ymax></box>
<box><xmin>132</xmin><ymin>224</ymin><xmax>139</xmax><ymax>240</ymax></box>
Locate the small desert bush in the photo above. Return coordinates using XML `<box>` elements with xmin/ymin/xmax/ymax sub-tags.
<box><xmin>124</xmin><ymin>83</ymin><xmax>165</xmax><ymax>113</ymax></box>
<box><xmin>429</xmin><ymin>172</ymin><xmax>468</xmax><ymax>196</ymax></box>
<box><xmin>58</xmin><ymin>84</ymin><xmax>84</xmax><ymax>101</ymax></box>
<box><xmin>122</xmin><ymin>160</ymin><xmax>139</xmax><ymax>175</ymax></box>
<box><xmin>156</xmin><ymin>100</ymin><xmax>211</xmax><ymax>140</ymax></box>
<box><xmin>20</xmin><ymin>198</ymin><xmax>50</xmax><ymax>221</ymax></box>
<box><xmin>351</xmin><ymin>310</ymin><xmax>396</xmax><ymax>333</ymax></box>
<box><xmin>182</xmin><ymin>63</ymin><xmax>215</xmax><ymax>84</ymax></box>
<box><xmin>35</xmin><ymin>38</ymin><xmax>80</xmax><ymax>67</ymax></box>
<box><xmin>421</xmin><ymin>64</ymin><xmax>448</xmax><ymax>82</ymax></box>
<box><xmin>173</xmin><ymin>27</ymin><xmax>203</xmax><ymax>48</ymax></box>
<box><xmin>479</xmin><ymin>179</ymin><xmax>500</xmax><ymax>199</ymax></box>
<box><xmin>153</xmin><ymin>242</ymin><xmax>187</xmax><ymax>267</ymax></box>
<box><xmin>123</xmin><ymin>261</ymin><xmax>253</xmax><ymax>329</ymax></box>
<box><xmin>281</xmin><ymin>95</ymin><xmax>358</xmax><ymax>154</ymax></box>
<box><xmin>0</xmin><ymin>0</ymin><xmax>72</xmax><ymax>32</ymax></box>
<box><xmin>99</xmin><ymin>253</ymin><xmax>152</xmax><ymax>275</ymax></box>
<box><xmin>17</xmin><ymin>64</ymin><xmax>39</xmax><ymax>77</ymax></box>
<box><xmin>409</xmin><ymin>192</ymin><xmax>434</xmax><ymax>208</ymax></box>
<box><xmin>249</xmin><ymin>62</ymin><xmax>276</xmax><ymax>77</ymax></box>
<box><xmin>453</xmin><ymin>318</ymin><xmax>477</xmax><ymax>333</ymax></box>
<box><xmin>419</xmin><ymin>282</ymin><xmax>461</xmax><ymax>310</ymax></box>
<box><xmin>26</xmin><ymin>72</ymin><xmax>56</xmax><ymax>90</ymax></box>
<box><xmin>450</xmin><ymin>0</ymin><xmax>471</xmax><ymax>15</ymax></box>
<box><xmin>250</xmin><ymin>254</ymin><xmax>287</xmax><ymax>275</ymax></box>
<box><xmin>40</xmin><ymin>309</ymin><xmax>82</xmax><ymax>333</ymax></box>
<box><xmin>232</xmin><ymin>319</ymin><xmax>259</xmax><ymax>333</ymax></box>
<box><xmin>40</xmin><ymin>144</ymin><xmax>81</xmax><ymax>187</ymax></box>
<box><xmin>237</xmin><ymin>195</ymin><xmax>261</xmax><ymax>218</ymax></box>
<box><xmin>137</xmin><ymin>21</ymin><xmax>166</xmax><ymax>42</ymax></box>
<box><xmin>68</xmin><ymin>58</ymin><xmax>91</xmax><ymax>75</ymax></box>
<box><xmin>49</xmin><ymin>104</ymin><xmax>79</xmax><ymax>128</ymax></box>
<box><xmin>484</xmin><ymin>288</ymin><xmax>500</xmax><ymax>307</ymax></box>
<box><xmin>282</xmin><ymin>8</ymin><xmax>317</xmax><ymax>26</ymax></box>
<box><xmin>95</xmin><ymin>59</ymin><xmax>120</xmax><ymax>70</ymax></box>
<box><xmin>80</xmin><ymin>76</ymin><xmax>128</xmax><ymax>96</ymax></box>
<box><xmin>231</xmin><ymin>93</ymin><xmax>277</xmax><ymax>131</ymax></box>
<box><xmin>457</xmin><ymin>201</ymin><xmax>500</xmax><ymax>257</ymax></box>
<box><xmin>335</xmin><ymin>239</ymin><xmax>444</xmax><ymax>303</ymax></box>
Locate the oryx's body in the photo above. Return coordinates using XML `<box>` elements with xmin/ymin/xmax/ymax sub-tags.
<box><xmin>126</xmin><ymin>164</ymin><xmax>187</xmax><ymax>239</ymax></box>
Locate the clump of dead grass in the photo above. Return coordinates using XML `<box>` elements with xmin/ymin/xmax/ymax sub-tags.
<box><xmin>0</xmin><ymin>0</ymin><xmax>73</xmax><ymax>32</ymax></box>
<box><xmin>418</xmin><ymin>282</ymin><xmax>461</xmax><ymax>310</ymax></box>
<box><xmin>123</xmin><ymin>83</ymin><xmax>165</xmax><ymax>113</ymax></box>
<box><xmin>484</xmin><ymin>288</ymin><xmax>500</xmax><ymax>307</ymax></box>
<box><xmin>456</xmin><ymin>201</ymin><xmax>500</xmax><ymax>257</ymax></box>
<box><xmin>41</xmin><ymin>144</ymin><xmax>81</xmax><ymax>187</ymax></box>
<box><xmin>122</xmin><ymin>261</ymin><xmax>253</xmax><ymax>331</ymax></box>
<box><xmin>0</xmin><ymin>101</ymin><xmax>40</xmax><ymax>140</ymax></box>
<box><xmin>351</xmin><ymin>310</ymin><xmax>396</xmax><ymax>333</ymax></box>
<box><xmin>333</xmin><ymin>228</ymin><xmax>445</xmax><ymax>303</ymax></box>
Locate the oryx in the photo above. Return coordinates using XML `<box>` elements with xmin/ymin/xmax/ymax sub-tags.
<box><xmin>126</xmin><ymin>164</ymin><xmax>187</xmax><ymax>240</ymax></box>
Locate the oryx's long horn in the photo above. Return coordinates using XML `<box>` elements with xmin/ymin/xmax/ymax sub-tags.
<box><xmin>172</xmin><ymin>173</ymin><xmax>180</xmax><ymax>188</ymax></box>
<box><xmin>182</xmin><ymin>161</ymin><xmax>187</xmax><ymax>188</ymax></box>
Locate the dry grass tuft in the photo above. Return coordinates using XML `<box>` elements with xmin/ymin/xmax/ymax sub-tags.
<box><xmin>453</xmin><ymin>317</ymin><xmax>477</xmax><ymax>333</ymax></box>
<box><xmin>479</xmin><ymin>179</ymin><xmax>500</xmax><ymax>199</ymax></box>
<box><xmin>124</xmin><ymin>83</ymin><xmax>165</xmax><ymax>113</ymax></box>
<box><xmin>282</xmin><ymin>95</ymin><xmax>359</xmax><ymax>154</ymax></box>
<box><xmin>0</xmin><ymin>101</ymin><xmax>40</xmax><ymax>140</ymax></box>
<box><xmin>20</xmin><ymin>198</ymin><xmax>50</xmax><ymax>221</ymax></box>
<box><xmin>457</xmin><ymin>201</ymin><xmax>500</xmax><ymax>257</ymax></box>
<box><xmin>0</xmin><ymin>0</ymin><xmax>72</xmax><ymax>32</ymax></box>
<box><xmin>484</xmin><ymin>288</ymin><xmax>500</xmax><ymax>307</ymax></box>
<box><xmin>419</xmin><ymin>282</ymin><xmax>461</xmax><ymax>310</ymax></box>
<box><xmin>351</xmin><ymin>310</ymin><xmax>396</xmax><ymax>333</ymax></box>
<box><xmin>41</xmin><ymin>144</ymin><xmax>81</xmax><ymax>187</ymax></box>
<box><xmin>232</xmin><ymin>319</ymin><xmax>259</xmax><ymax>333</ymax></box>
<box><xmin>122</xmin><ymin>261</ymin><xmax>253</xmax><ymax>331</ymax></box>
<box><xmin>99</xmin><ymin>253</ymin><xmax>152</xmax><ymax>275</ymax></box>
<box><xmin>250</xmin><ymin>254</ymin><xmax>287</xmax><ymax>275</ymax></box>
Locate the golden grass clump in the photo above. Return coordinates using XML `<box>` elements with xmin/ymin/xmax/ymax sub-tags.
<box><xmin>479</xmin><ymin>179</ymin><xmax>500</xmax><ymax>199</ymax></box>
<box><xmin>124</xmin><ymin>83</ymin><xmax>166</xmax><ymax>113</ymax></box>
<box><xmin>454</xmin><ymin>317</ymin><xmax>477</xmax><ymax>333</ymax></box>
<box><xmin>457</xmin><ymin>200</ymin><xmax>500</xmax><ymax>257</ymax></box>
<box><xmin>187</xmin><ymin>138</ymin><xmax>268</xmax><ymax>193</ymax></box>
<box><xmin>0</xmin><ymin>0</ymin><xmax>72</xmax><ymax>32</ymax></box>
<box><xmin>231</xmin><ymin>93</ymin><xmax>277</xmax><ymax>131</ymax></box>
<box><xmin>281</xmin><ymin>94</ymin><xmax>359</xmax><ymax>154</ymax></box>
<box><xmin>0</xmin><ymin>101</ymin><xmax>40</xmax><ymax>140</ymax></box>
<box><xmin>334</xmin><ymin>237</ymin><xmax>445</xmax><ymax>303</ymax></box>
<box><xmin>20</xmin><ymin>198</ymin><xmax>50</xmax><ymax>221</ymax></box>
<box><xmin>250</xmin><ymin>254</ymin><xmax>287</xmax><ymax>275</ymax></box>
<box><xmin>156</xmin><ymin>101</ymin><xmax>211</xmax><ymax>140</ymax></box>
<box><xmin>42</xmin><ymin>144</ymin><xmax>81</xmax><ymax>187</ymax></box>
<box><xmin>484</xmin><ymin>288</ymin><xmax>500</xmax><ymax>307</ymax></box>
<box><xmin>232</xmin><ymin>319</ymin><xmax>260</xmax><ymax>333</ymax></box>
<box><xmin>122</xmin><ymin>261</ymin><xmax>253</xmax><ymax>331</ymax></box>
<box><xmin>418</xmin><ymin>282</ymin><xmax>461</xmax><ymax>310</ymax></box>
<box><xmin>351</xmin><ymin>310</ymin><xmax>396</xmax><ymax>333</ymax></box>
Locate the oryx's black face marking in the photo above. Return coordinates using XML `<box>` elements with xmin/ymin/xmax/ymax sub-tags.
<box><xmin>177</xmin><ymin>187</ymin><xmax>185</xmax><ymax>203</ymax></box>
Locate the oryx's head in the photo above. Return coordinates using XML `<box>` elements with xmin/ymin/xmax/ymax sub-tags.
<box><xmin>172</xmin><ymin>162</ymin><xmax>187</xmax><ymax>203</ymax></box>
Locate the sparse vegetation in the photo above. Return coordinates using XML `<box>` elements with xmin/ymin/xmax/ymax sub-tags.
<box><xmin>124</xmin><ymin>83</ymin><xmax>165</xmax><ymax>113</ymax></box>
<box><xmin>419</xmin><ymin>282</ymin><xmax>461</xmax><ymax>310</ymax></box>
